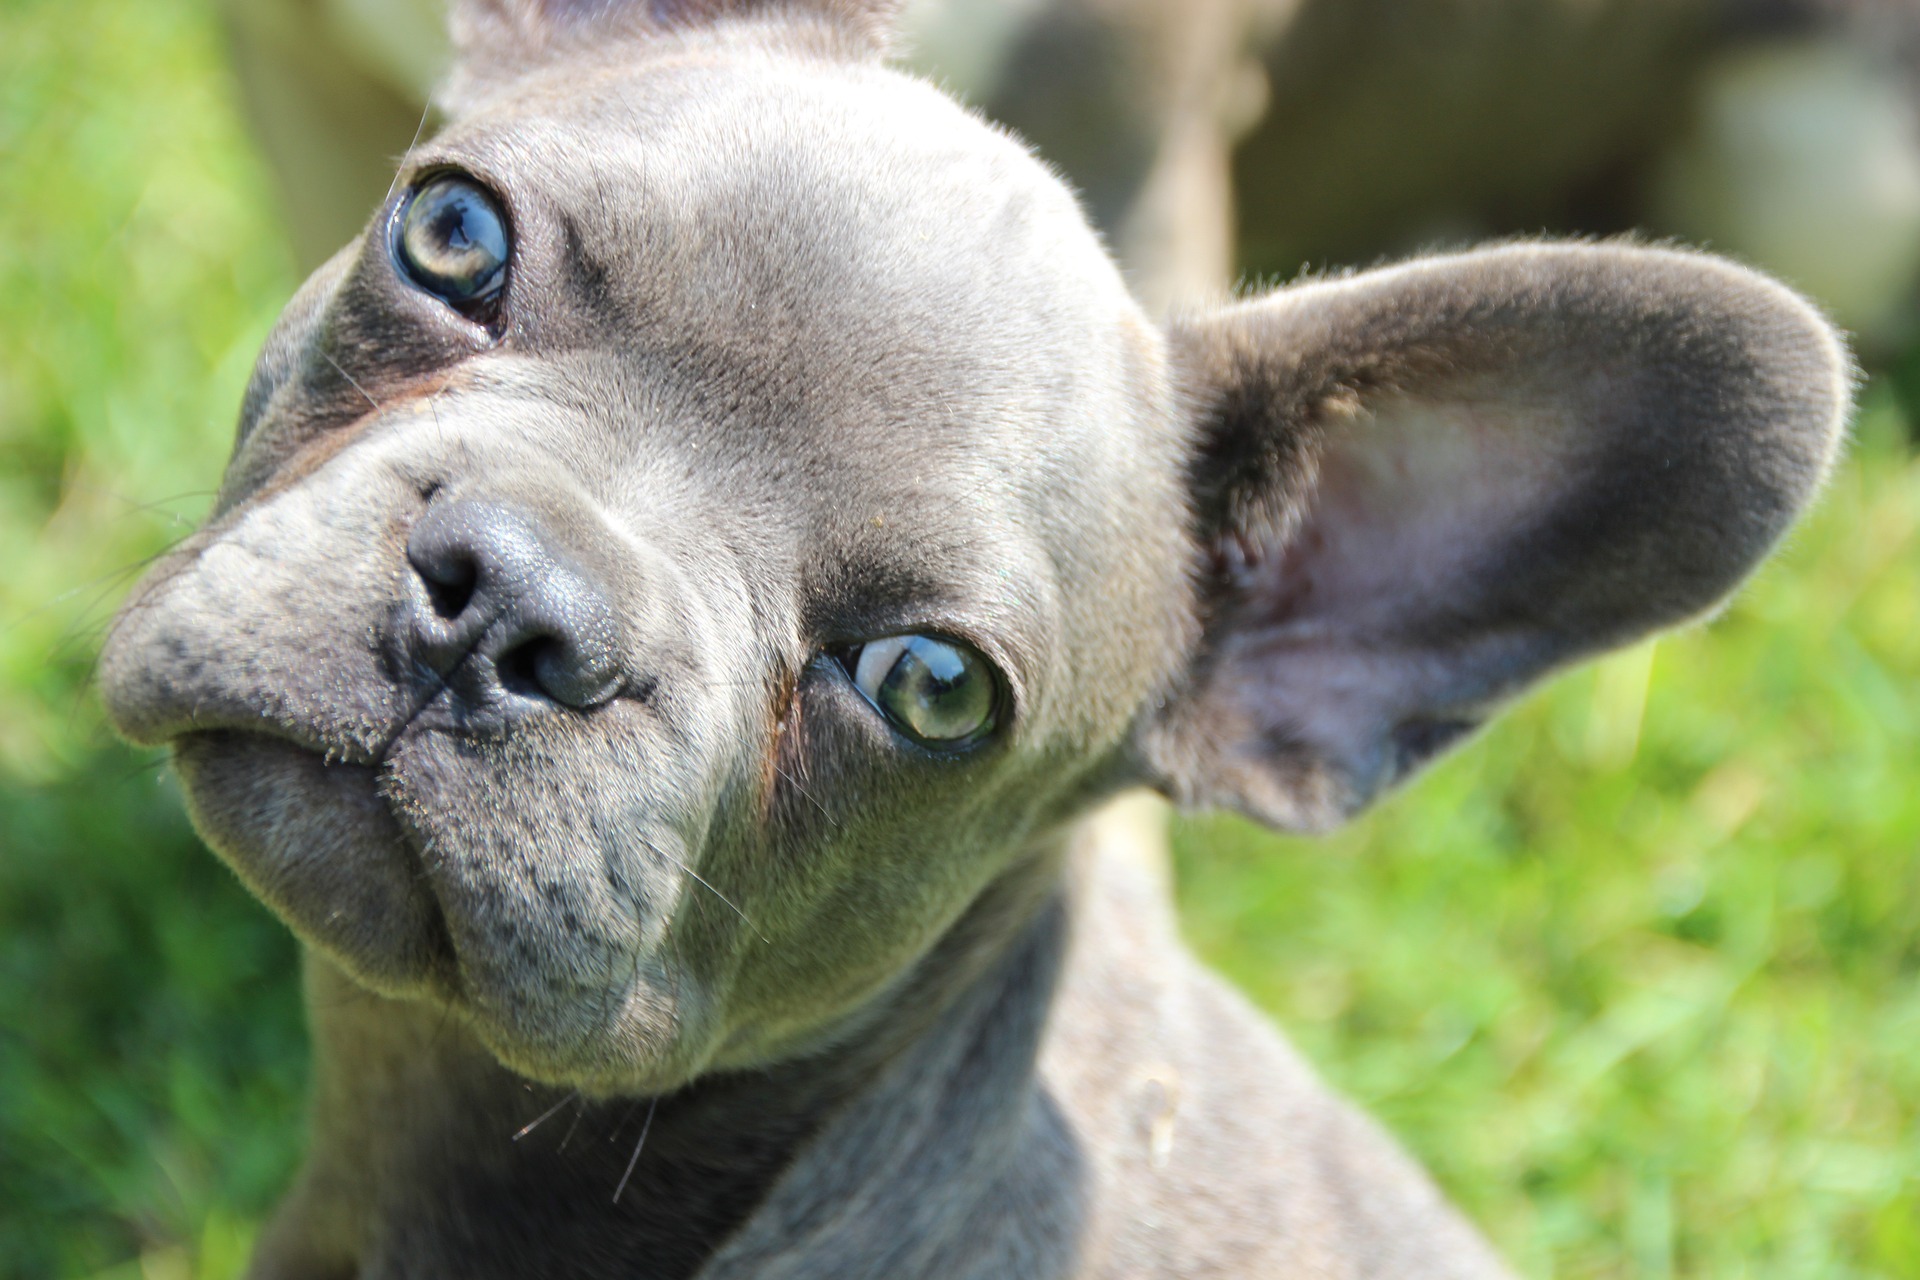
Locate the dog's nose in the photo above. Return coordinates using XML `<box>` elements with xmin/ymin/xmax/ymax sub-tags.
<box><xmin>401</xmin><ymin>500</ymin><xmax>623</xmax><ymax>713</ymax></box>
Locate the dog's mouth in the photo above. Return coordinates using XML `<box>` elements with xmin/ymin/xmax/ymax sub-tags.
<box><xmin>170</xmin><ymin>722</ymin><xmax>701</xmax><ymax>1088</ymax></box>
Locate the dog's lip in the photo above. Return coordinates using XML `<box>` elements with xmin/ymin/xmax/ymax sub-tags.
<box><xmin>160</xmin><ymin>709</ymin><xmax>388</xmax><ymax>768</ymax></box>
<box><xmin>170</xmin><ymin>717</ymin><xmax>634</xmax><ymax>1017</ymax></box>
<box><xmin>172</xmin><ymin>721</ymin><xmax>697</xmax><ymax>1083</ymax></box>
<box><xmin>148</xmin><ymin>661</ymin><xmax>464</xmax><ymax>770</ymax></box>
<box><xmin>170</xmin><ymin>727</ymin><xmax>466</xmax><ymax>1002</ymax></box>
<box><xmin>171</xmin><ymin>719</ymin><xmax>430</xmax><ymax>873</ymax></box>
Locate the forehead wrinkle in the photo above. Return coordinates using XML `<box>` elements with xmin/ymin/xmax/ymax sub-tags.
<box><xmin>422</xmin><ymin>50</ymin><xmax>1123</xmax><ymax>446</ymax></box>
<box><xmin>441</xmin><ymin>47</ymin><xmax>1084</xmax><ymax>279</ymax></box>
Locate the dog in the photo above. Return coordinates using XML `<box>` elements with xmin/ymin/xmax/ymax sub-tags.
<box><xmin>100</xmin><ymin>0</ymin><xmax>1850</xmax><ymax>1275</ymax></box>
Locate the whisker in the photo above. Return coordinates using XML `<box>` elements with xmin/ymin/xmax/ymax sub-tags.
<box><xmin>384</xmin><ymin>96</ymin><xmax>438</xmax><ymax>208</ymax></box>
<box><xmin>411</xmin><ymin>836</ymin><xmax>448</xmax><ymax>883</ymax></box>
<box><xmin>676</xmin><ymin>675</ymin><xmax>781</xmax><ymax>694</ymax></box>
<box><xmin>87</xmin><ymin>534</ymin><xmax>209</xmax><ymax>654</ymax></box>
<box><xmin>5</xmin><ymin>542</ymin><xmax>183</xmax><ymax>640</ymax></box>
<box><xmin>644</xmin><ymin>837</ymin><xmax>766</xmax><ymax>942</ymax></box>
<box><xmin>110</xmin><ymin>752</ymin><xmax>172</xmax><ymax>786</ymax></box>
<box><xmin>774</xmin><ymin>762</ymin><xmax>839</xmax><ymax>830</ymax></box>
<box><xmin>321</xmin><ymin>349</ymin><xmax>383</xmax><ymax>413</ymax></box>
<box><xmin>557</xmin><ymin>1096</ymin><xmax>588</xmax><ymax>1152</ymax></box>
<box><xmin>513</xmin><ymin>1090</ymin><xmax>581</xmax><ymax>1141</ymax></box>
<box><xmin>612</xmin><ymin>1096</ymin><xmax>659</xmax><ymax>1204</ymax></box>
<box><xmin>59</xmin><ymin>482</ymin><xmax>219</xmax><ymax>523</ymax></box>
<box><xmin>427</xmin><ymin>372</ymin><xmax>452</xmax><ymax>453</ymax></box>
<box><xmin>43</xmin><ymin>539</ymin><xmax>199</xmax><ymax>729</ymax></box>
<box><xmin>605</xmin><ymin>1098</ymin><xmax>644</xmax><ymax>1144</ymax></box>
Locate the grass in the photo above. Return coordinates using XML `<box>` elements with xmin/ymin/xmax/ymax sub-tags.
<box><xmin>0</xmin><ymin>1</ymin><xmax>1915</xmax><ymax>1277</ymax></box>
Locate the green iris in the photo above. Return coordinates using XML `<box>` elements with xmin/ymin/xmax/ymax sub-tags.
<box><xmin>849</xmin><ymin>634</ymin><xmax>999</xmax><ymax>749</ymax></box>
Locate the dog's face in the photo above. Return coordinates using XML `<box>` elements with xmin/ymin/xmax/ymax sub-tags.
<box><xmin>99</xmin><ymin>0</ymin><xmax>1845</xmax><ymax>1095</ymax></box>
<box><xmin>100</xmin><ymin>16</ymin><xmax>1194</xmax><ymax>1090</ymax></box>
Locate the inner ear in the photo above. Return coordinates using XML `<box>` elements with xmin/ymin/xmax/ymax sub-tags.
<box><xmin>1136</xmin><ymin>243</ymin><xmax>1849</xmax><ymax>833</ymax></box>
<box><xmin>1248</xmin><ymin>383</ymin><xmax>1587</xmax><ymax>648</ymax></box>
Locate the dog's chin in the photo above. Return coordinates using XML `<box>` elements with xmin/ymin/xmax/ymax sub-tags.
<box><xmin>465</xmin><ymin>992</ymin><xmax>712</xmax><ymax>1097</ymax></box>
<box><xmin>171</xmin><ymin>730</ymin><xmax>711</xmax><ymax>1092</ymax></box>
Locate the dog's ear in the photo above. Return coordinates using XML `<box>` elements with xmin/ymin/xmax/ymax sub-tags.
<box><xmin>444</xmin><ymin>0</ymin><xmax>902</xmax><ymax>110</ymax></box>
<box><xmin>1134</xmin><ymin>243</ymin><xmax>1850</xmax><ymax>833</ymax></box>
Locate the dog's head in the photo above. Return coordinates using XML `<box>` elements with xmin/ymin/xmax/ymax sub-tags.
<box><xmin>99</xmin><ymin>0</ymin><xmax>1848</xmax><ymax>1094</ymax></box>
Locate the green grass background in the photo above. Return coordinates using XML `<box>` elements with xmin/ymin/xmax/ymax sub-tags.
<box><xmin>1</xmin><ymin>1</ymin><xmax>1915</xmax><ymax>1276</ymax></box>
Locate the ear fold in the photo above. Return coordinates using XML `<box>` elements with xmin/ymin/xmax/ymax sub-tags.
<box><xmin>444</xmin><ymin>0</ymin><xmax>903</xmax><ymax>112</ymax></box>
<box><xmin>1136</xmin><ymin>243</ymin><xmax>1851</xmax><ymax>832</ymax></box>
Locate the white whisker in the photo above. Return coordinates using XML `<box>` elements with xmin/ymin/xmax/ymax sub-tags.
<box><xmin>644</xmin><ymin>838</ymin><xmax>767</xmax><ymax>942</ymax></box>
<box><xmin>321</xmin><ymin>349</ymin><xmax>383</xmax><ymax>413</ymax></box>
<box><xmin>612</xmin><ymin>1096</ymin><xmax>659</xmax><ymax>1204</ymax></box>
<box><xmin>513</xmin><ymin>1090</ymin><xmax>580</xmax><ymax>1141</ymax></box>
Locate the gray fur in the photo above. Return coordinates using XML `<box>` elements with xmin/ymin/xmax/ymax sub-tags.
<box><xmin>100</xmin><ymin>0</ymin><xmax>1849</xmax><ymax>1275</ymax></box>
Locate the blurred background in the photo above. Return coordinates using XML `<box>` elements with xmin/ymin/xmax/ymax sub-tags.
<box><xmin>1</xmin><ymin>0</ymin><xmax>1916</xmax><ymax>1276</ymax></box>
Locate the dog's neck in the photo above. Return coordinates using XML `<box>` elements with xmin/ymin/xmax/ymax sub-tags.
<box><xmin>276</xmin><ymin>833</ymin><xmax>1082</xmax><ymax>1279</ymax></box>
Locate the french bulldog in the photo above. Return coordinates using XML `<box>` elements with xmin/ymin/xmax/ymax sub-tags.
<box><xmin>99</xmin><ymin>0</ymin><xmax>1850</xmax><ymax>1275</ymax></box>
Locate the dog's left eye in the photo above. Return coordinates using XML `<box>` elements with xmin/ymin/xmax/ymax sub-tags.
<box><xmin>842</xmin><ymin>635</ymin><xmax>999</xmax><ymax>749</ymax></box>
<box><xmin>392</xmin><ymin>174</ymin><xmax>510</xmax><ymax>307</ymax></box>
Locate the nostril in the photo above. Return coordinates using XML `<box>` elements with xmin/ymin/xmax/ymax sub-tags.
<box><xmin>416</xmin><ymin>552</ymin><xmax>479</xmax><ymax>621</ymax></box>
<box><xmin>496</xmin><ymin>632</ymin><xmax>621</xmax><ymax>710</ymax></box>
<box><xmin>496</xmin><ymin>635</ymin><xmax>553</xmax><ymax>700</ymax></box>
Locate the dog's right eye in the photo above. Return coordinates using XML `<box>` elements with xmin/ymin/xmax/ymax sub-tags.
<box><xmin>840</xmin><ymin>635</ymin><xmax>1000</xmax><ymax>750</ymax></box>
<box><xmin>392</xmin><ymin>174</ymin><xmax>510</xmax><ymax>308</ymax></box>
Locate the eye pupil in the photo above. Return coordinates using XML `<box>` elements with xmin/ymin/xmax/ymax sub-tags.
<box><xmin>849</xmin><ymin>635</ymin><xmax>999</xmax><ymax>748</ymax></box>
<box><xmin>394</xmin><ymin>175</ymin><xmax>510</xmax><ymax>307</ymax></box>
